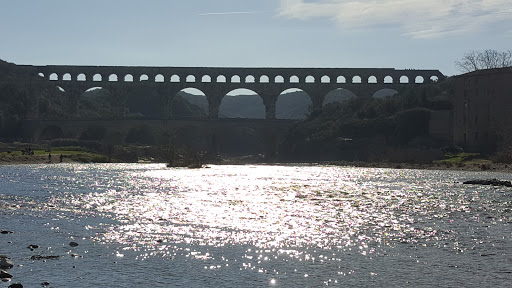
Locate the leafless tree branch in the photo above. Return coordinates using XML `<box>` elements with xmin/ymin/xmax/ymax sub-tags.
<box><xmin>455</xmin><ymin>49</ymin><xmax>512</xmax><ymax>73</ymax></box>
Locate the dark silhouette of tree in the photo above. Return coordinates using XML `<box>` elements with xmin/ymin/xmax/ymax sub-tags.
<box><xmin>455</xmin><ymin>49</ymin><xmax>512</xmax><ymax>73</ymax></box>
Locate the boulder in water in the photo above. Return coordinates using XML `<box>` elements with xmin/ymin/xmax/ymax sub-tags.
<box><xmin>0</xmin><ymin>256</ymin><xmax>13</xmax><ymax>269</ymax></box>
<box><xmin>0</xmin><ymin>269</ymin><xmax>13</xmax><ymax>278</ymax></box>
<box><xmin>27</xmin><ymin>245</ymin><xmax>39</xmax><ymax>251</ymax></box>
<box><xmin>8</xmin><ymin>283</ymin><xmax>23</xmax><ymax>288</ymax></box>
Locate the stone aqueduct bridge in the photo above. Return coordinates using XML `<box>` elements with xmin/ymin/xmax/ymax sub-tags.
<box><xmin>18</xmin><ymin>65</ymin><xmax>445</xmax><ymax>119</ymax></box>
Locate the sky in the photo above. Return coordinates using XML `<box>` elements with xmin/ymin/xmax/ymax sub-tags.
<box><xmin>1</xmin><ymin>0</ymin><xmax>511</xmax><ymax>76</ymax></box>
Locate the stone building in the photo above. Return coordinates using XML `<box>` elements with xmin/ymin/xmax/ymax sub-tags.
<box><xmin>453</xmin><ymin>67</ymin><xmax>512</xmax><ymax>152</ymax></box>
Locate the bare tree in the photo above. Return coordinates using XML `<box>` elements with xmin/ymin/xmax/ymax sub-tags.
<box><xmin>455</xmin><ymin>49</ymin><xmax>512</xmax><ymax>73</ymax></box>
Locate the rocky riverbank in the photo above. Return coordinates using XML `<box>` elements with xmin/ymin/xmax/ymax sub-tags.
<box><xmin>0</xmin><ymin>230</ymin><xmax>82</xmax><ymax>287</ymax></box>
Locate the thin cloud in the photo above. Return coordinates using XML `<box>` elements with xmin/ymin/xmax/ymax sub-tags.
<box><xmin>199</xmin><ymin>11</ymin><xmax>261</xmax><ymax>16</ymax></box>
<box><xmin>278</xmin><ymin>0</ymin><xmax>512</xmax><ymax>38</ymax></box>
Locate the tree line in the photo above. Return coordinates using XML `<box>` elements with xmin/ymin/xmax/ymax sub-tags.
<box><xmin>455</xmin><ymin>49</ymin><xmax>512</xmax><ymax>73</ymax></box>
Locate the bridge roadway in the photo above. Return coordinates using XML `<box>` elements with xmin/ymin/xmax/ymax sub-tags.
<box><xmin>16</xmin><ymin>65</ymin><xmax>446</xmax><ymax>119</ymax></box>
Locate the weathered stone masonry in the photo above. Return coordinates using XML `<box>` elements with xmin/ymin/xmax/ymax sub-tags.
<box><xmin>15</xmin><ymin>65</ymin><xmax>445</xmax><ymax>119</ymax></box>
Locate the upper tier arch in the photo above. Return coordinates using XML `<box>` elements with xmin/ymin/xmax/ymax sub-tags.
<box><xmin>21</xmin><ymin>65</ymin><xmax>444</xmax><ymax>86</ymax></box>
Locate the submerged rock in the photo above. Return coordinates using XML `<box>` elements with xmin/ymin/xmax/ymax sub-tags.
<box><xmin>8</xmin><ymin>283</ymin><xmax>23</xmax><ymax>288</ymax></box>
<box><xmin>69</xmin><ymin>242</ymin><xmax>79</xmax><ymax>247</ymax></box>
<box><xmin>0</xmin><ymin>256</ymin><xmax>13</xmax><ymax>269</ymax></box>
<box><xmin>463</xmin><ymin>179</ymin><xmax>512</xmax><ymax>187</ymax></box>
<box><xmin>30</xmin><ymin>255</ymin><xmax>59</xmax><ymax>261</ymax></box>
<box><xmin>0</xmin><ymin>231</ymin><xmax>13</xmax><ymax>235</ymax></box>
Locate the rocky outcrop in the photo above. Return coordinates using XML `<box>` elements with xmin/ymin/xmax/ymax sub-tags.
<box><xmin>0</xmin><ymin>256</ymin><xmax>13</xmax><ymax>269</ymax></box>
<box><xmin>0</xmin><ymin>269</ymin><xmax>13</xmax><ymax>278</ymax></box>
<box><xmin>463</xmin><ymin>179</ymin><xmax>512</xmax><ymax>187</ymax></box>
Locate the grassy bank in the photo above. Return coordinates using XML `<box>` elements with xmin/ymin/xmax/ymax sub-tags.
<box><xmin>0</xmin><ymin>145</ymin><xmax>109</xmax><ymax>164</ymax></box>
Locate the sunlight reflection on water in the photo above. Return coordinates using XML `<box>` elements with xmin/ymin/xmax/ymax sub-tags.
<box><xmin>61</xmin><ymin>165</ymin><xmax>480</xmax><ymax>257</ymax></box>
<box><xmin>2</xmin><ymin>163</ymin><xmax>511</xmax><ymax>287</ymax></box>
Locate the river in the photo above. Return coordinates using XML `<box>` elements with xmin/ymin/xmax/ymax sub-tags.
<box><xmin>0</xmin><ymin>164</ymin><xmax>511</xmax><ymax>287</ymax></box>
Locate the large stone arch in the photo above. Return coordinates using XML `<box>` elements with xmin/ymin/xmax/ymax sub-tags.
<box><xmin>323</xmin><ymin>88</ymin><xmax>357</xmax><ymax>106</ymax></box>
<box><xmin>219</xmin><ymin>88</ymin><xmax>265</xmax><ymax>119</ymax></box>
<box><xmin>372</xmin><ymin>88</ymin><xmax>398</xmax><ymax>98</ymax></box>
<box><xmin>170</xmin><ymin>88</ymin><xmax>208</xmax><ymax>118</ymax></box>
<box><xmin>276</xmin><ymin>88</ymin><xmax>312</xmax><ymax>120</ymax></box>
<box><xmin>37</xmin><ymin>84</ymin><xmax>76</xmax><ymax>119</ymax></box>
<box><xmin>79</xmin><ymin>87</ymin><xmax>114</xmax><ymax>118</ymax></box>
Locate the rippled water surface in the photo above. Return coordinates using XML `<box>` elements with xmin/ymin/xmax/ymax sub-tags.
<box><xmin>1</xmin><ymin>164</ymin><xmax>511</xmax><ymax>287</ymax></box>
